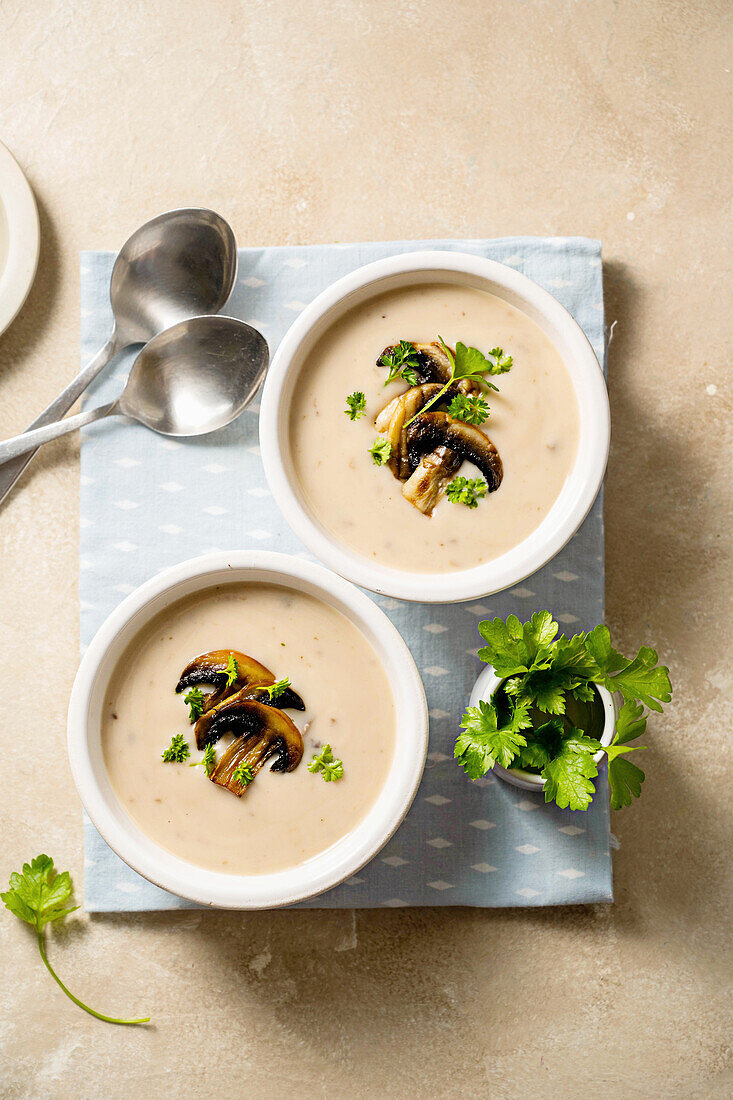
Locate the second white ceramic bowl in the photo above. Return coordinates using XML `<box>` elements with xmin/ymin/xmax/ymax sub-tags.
<box><xmin>469</xmin><ymin>664</ymin><xmax>616</xmax><ymax>792</ymax></box>
<box><xmin>260</xmin><ymin>250</ymin><xmax>610</xmax><ymax>603</ymax></box>
<box><xmin>67</xmin><ymin>552</ymin><xmax>428</xmax><ymax>909</ymax></box>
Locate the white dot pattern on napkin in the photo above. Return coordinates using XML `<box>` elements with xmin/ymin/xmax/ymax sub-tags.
<box><xmin>79</xmin><ymin>238</ymin><xmax>612</xmax><ymax>913</ymax></box>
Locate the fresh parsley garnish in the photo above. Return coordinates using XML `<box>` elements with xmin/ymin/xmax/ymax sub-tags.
<box><xmin>224</xmin><ymin>653</ymin><xmax>239</xmax><ymax>688</ymax></box>
<box><xmin>232</xmin><ymin>762</ymin><xmax>253</xmax><ymax>788</ymax></box>
<box><xmin>345</xmin><ymin>391</ymin><xmax>367</xmax><ymax>420</ymax></box>
<box><xmin>189</xmin><ymin>743</ymin><xmax>217</xmax><ymax>777</ymax></box>
<box><xmin>378</xmin><ymin>340</ymin><xmax>421</xmax><ymax>386</ymax></box>
<box><xmin>307</xmin><ymin>744</ymin><xmax>344</xmax><ymax>782</ymax></box>
<box><xmin>404</xmin><ymin>338</ymin><xmax>510</xmax><ymax>428</ymax></box>
<box><xmin>368</xmin><ymin>437</ymin><xmax>392</xmax><ymax>465</ymax></box>
<box><xmin>447</xmin><ymin>393</ymin><xmax>490</xmax><ymax>425</ymax></box>
<box><xmin>183</xmin><ymin>687</ymin><xmax>206</xmax><ymax>723</ymax></box>
<box><xmin>265</xmin><ymin>677</ymin><xmax>291</xmax><ymax>701</ymax></box>
<box><xmin>445</xmin><ymin>476</ymin><xmax>488</xmax><ymax>508</ymax></box>
<box><xmin>161</xmin><ymin>733</ymin><xmax>191</xmax><ymax>763</ymax></box>
<box><xmin>2</xmin><ymin>855</ymin><xmax>149</xmax><ymax>1025</ymax></box>
<box><xmin>456</xmin><ymin>613</ymin><xmax>671</xmax><ymax>811</ymax></box>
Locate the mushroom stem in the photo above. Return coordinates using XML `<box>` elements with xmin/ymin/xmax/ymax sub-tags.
<box><xmin>402</xmin><ymin>445</ymin><xmax>462</xmax><ymax>514</ymax></box>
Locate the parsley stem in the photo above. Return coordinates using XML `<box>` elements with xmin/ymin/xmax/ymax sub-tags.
<box><xmin>36</xmin><ymin>930</ymin><xmax>150</xmax><ymax>1026</ymax></box>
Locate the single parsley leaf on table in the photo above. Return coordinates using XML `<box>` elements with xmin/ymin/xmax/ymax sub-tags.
<box><xmin>447</xmin><ymin>393</ymin><xmax>490</xmax><ymax>425</ymax></box>
<box><xmin>224</xmin><ymin>653</ymin><xmax>239</xmax><ymax>688</ymax></box>
<box><xmin>454</xmin><ymin>699</ymin><xmax>531</xmax><ymax>778</ymax></box>
<box><xmin>183</xmin><ymin>687</ymin><xmax>206</xmax><ymax>723</ymax></box>
<box><xmin>189</xmin><ymin>742</ymin><xmax>217</xmax><ymax>777</ymax></box>
<box><xmin>368</xmin><ymin>437</ymin><xmax>392</xmax><ymax>466</ymax></box>
<box><xmin>445</xmin><ymin>476</ymin><xmax>488</xmax><ymax>508</ymax></box>
<box><xmin>232</xmin><ymin>762</ymin><xmax>254</xmax><ymax>788</ymax></box>
<box><xmin>161</xmin><ymin>733</ymin><xmax>190</xmax><ymax>763</ymax></box>
<box><xmin>308</xmin><ymin>744</ymin><xmax>344</xmax><ymax>782</ymax></box>
<box><xmin>345</xmin><ymin>391</ymin><xmax>366</xmax><ymax>420</ymax></box>
<box><xmin>378</xmin><ymin>340</ymin><xmax>421</xmax><ymax>385</ymax></box>
<box><xmin>265</xmin><ymin>677</ymin><xmax>291</xmax><ymax>702</ymax></box>
<box><xmin>1</xmin><ymin>855</ymin><xmax>149</xmax><ymax>1025</ymax></box>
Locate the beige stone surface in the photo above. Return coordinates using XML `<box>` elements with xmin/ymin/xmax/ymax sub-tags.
<box><xmin>0</xmin><ymin>1</ymin><xmax>731</xmax><ymax>1096</ymax></box>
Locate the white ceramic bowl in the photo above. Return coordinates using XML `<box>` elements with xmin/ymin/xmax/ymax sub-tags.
<box><xmin>469</xmin><ymin>665</ymin><xmax>616</xmax><ymax>792</ymax></box>
<box><xmin>0</xmin><ymin>141</ymin><xmax>40</xmax><ymax>337</ymax></box>
<box><xmin>67</xmin><ymin>552</ymin><xmax>428</xmax><ymax>909</ymax></box>
<box><xmin>260</xmin><ymin>250</ymin><xmax>610</xmax><ymax>603</ymax></box>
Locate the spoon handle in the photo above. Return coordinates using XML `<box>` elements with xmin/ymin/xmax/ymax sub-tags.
<box><xmin>0</xmin><ymin>332</ymin><xmax>123</xmax><ymax>506</ymax></box>
<box><xmin>0</xmin><ymin>401</ymin><xmax>119</xmax><ymax>466</ymax></box>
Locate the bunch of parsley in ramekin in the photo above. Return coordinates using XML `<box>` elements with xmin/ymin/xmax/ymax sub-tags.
<box><xmin>455</xmin><ymin>612</ymin><xmax>672</xmax><ymax>811</ymax></box>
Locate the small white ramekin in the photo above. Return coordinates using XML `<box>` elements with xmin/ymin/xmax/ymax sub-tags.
<box><xmin>67</xmin><ymin>552</ymin><xmax>428</xmax><ymax>909</ymax></box>
<box><xmin>0</xmin><ymin>141</ymin><xmax>39</xmax><ymax>337</ymax></box>
<box><xmin>469</xmin><ymin>665</ymin><xmax>616</xmax><ymax>792</ymax></box>
<box><xmin>259</xmin><ymin>250</ymin><xmax>610</xmax><ymax>603</ymax></box>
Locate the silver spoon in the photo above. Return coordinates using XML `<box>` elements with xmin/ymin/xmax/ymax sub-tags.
<box><xmin>0</xmin><ymin>207</ymin><xmax>238</xmax><ymax>502</ymax></box>
<box><xmin>0</xmin><ymin>316</ymin><xmax>267</xmax><ymax>463</ymax></box>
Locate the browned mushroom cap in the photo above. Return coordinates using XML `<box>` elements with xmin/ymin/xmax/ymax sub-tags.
<box><xmin>207</xmin><ymin>699</ymin><xmax>304</xmax><ymax>796</ymax></box>
<box><xmin>192</xmin><ymin>680</ymin><xmax>305</xmax><ymax>749</ymax></box>
<box><xmin>176</xmin><ymin>650</ymin><xmax>275</xmax><ymax>713</ymax></box>
<box><xmin>402</xmin><ymin>444</ymin><xmax>462</xmax><ymax>515</ymax></box>
<box><xmin>377</xmin><ymin>341</ymin><xmax>454</xmax><ymax>385</ymax></box>
<box><xmin>406</xmin><ymin>412</ymin><xmax>503</xmax><ymax>491</ymax></box>
<box><xmin>375</xmin><ymin>383</ymin><xmax>444</xmax><ymax>480</ymax></box>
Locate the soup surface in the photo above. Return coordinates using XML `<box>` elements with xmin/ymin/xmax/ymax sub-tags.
<box><xmin>102</xmin><ymin>583</ymin><xmax>396</xmax><ymax>875</ymax></box>
<box><xmin>289</xmin><ymin>283</ymin><xmax>580</xmax><ymax>573</ymax></box>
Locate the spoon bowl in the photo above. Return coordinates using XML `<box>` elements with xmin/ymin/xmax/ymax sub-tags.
<box><xmin>110</xmin><ymin>209</ymin><xmax>238</xmax><ymax>344</ymax></box>
<box><xmin>0</xmin><ymin>316</ymin><xmax>268</xmax><ymax>465</ymax></box>
<box><xmin>121</xmin><ymin>315</ymin><xmax>269</xmax><ymax>436</ymax></box>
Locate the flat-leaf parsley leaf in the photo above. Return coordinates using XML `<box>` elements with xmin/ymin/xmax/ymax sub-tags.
<box><xmin>2</xmin><ymin>855</ymin><xmax>149</xmax><ymax>1025</ymax></box>
<box><xmin>456</xmin><ymin>612</ymin><xmax>671</xmax><ymax>811</ymax></box>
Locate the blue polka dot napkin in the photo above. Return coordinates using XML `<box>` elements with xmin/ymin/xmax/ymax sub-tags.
<box><xmin>79</xmin><ymin>237</ymin><xmax>612</xmax><ymax>911</ymax></box>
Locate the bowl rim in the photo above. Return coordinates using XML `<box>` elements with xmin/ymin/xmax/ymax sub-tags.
<box><xmin>0</xmin><ymin>140</ymin><xmax>40</xmax><ymax>337</ymax></box>
<box><xmin>67</xmin><ymin>551</ymin><xmax>428</xmax><ymax>909</ymax></box>
<box><xmin>259</xmin><ymin>249</ymin><xmax>610</xmax><ymax>603</ymax></box>
<box><xmin>469</xmin><ymin>664</ymin><xmax>616</xmax><ymax>792</ymax></box>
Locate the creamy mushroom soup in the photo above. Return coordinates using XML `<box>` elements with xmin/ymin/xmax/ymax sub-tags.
<box><xmin>289</xmin><ymin>283</ymin><xmax>580</xmax><ymax>573</ymax></box>
<box><xmin>101</xmin><ymin>583</ymin><xmax>396</xmax><ymax>875</ymax></box>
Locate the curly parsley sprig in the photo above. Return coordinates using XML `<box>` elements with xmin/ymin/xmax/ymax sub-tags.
<box><xmin>368</xmin><ymin>437</ymin><xmax>392</xmax><ymax>465</ymax></box>
<box><xmin>308</xmin><ymin>744</ymin><xmax>344</xmax><ymax>782</ymax></box>
<box><xmin>161</xmin><ymin>733</ymin><xmax>190</xmax><ymax>763</ymax></box>
<box><xmin>446</xmin><ymin>476</ymin><xmax>488</xmax><ymax>508</ymax></box>
<box><xmin>378</xmin><ymin>341</ymin><xmax>421</xmax><ymax>386</ymax></box>
<box><xmin>345</xmin><ymin>391</ymin><xmax>366</xmax><ymax>420</ymax></box>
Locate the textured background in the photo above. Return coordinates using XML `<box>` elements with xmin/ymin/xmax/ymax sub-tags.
<box><xmin>0</xmin><ymin>1</ymin><xmax>730</xmax><ymax>1097</ymax></box>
